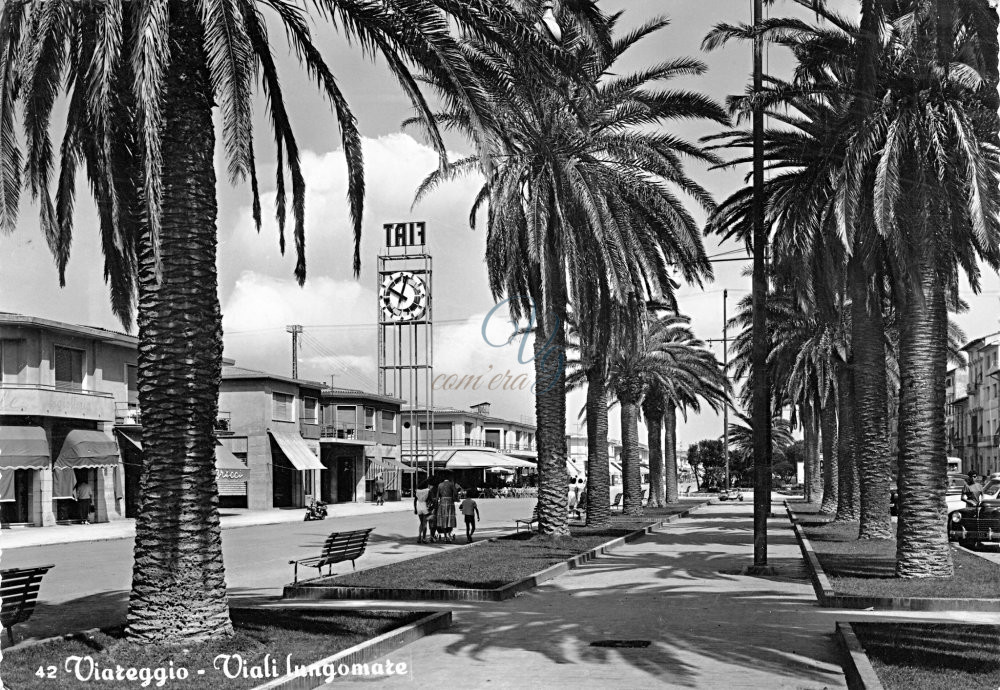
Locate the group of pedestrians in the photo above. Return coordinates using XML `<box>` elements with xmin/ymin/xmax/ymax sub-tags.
<box><xmin>413</xmin><ymin>473</ymin><xmax>481</xmax><ymax>544</ymax></box>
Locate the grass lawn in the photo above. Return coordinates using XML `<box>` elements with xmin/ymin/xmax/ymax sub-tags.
<box><xmin>804</xmin><ymin>520</ymin><xmax>1000</xmax><ymax>598</ymax></box>
<box><xmin>854</xmin><ymin>623</ymin><xmax>1000</xmax><ymax>690</ymax></box>
<box><xmin>325</xmin><ymin>522</ymin><xmax>655</xmax><ymax>590</ymax></box>
<box><xmin>2</xmin><ymin>609</ymin><xmax>422</xmax><ymax>689</ymax></box>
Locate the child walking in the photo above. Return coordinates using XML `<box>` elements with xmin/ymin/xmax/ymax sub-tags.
<box><xmin>460</xmin><ymin>491</ymin><xmax>481</xmax><ymax>543</ymax></box>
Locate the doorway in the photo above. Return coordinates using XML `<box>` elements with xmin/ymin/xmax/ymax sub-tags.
<box><xmin>336</xmin><ymin>457</ymin><xmax>355</xmax><ymax>503</ymax></box>
<box><xmin>271</xmin><ymin>445</ymin><xmax>295</xmax><ymax>508</ymax></box>
<box><xmin>0</xmin><ymin>470</ymin><xmax>33</xmax><ymax>525</ymax></box>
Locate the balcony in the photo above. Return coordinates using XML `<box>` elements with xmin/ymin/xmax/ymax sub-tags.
<box><xmin>401</xmin><ymin>436</ymin><xmax>537</xmax><ymax>454</ymax></box>
<box><xmin>115</xmin><ymin>402</ymin><xmax>142</xmax><ymax>426</ymax></box>
<box><xmin>321</xmin><ymin>424</ymin><xmax>376</xmax><ymax>444</ymax></box>
<box><xmin>0</xmin><ymin>383</ymin><xmax>115</xmax><ymax>421</ymax></box>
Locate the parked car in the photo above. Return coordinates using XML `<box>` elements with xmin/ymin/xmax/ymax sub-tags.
<box><xmin>891</xmin><ymin>473</ymin><xmax>968</xmax><ymax>517</ymax></box>
<box><xmin>948</xmin><ymin>498</ymin><xmax>1000</xmax><ymax>548</ymax></box>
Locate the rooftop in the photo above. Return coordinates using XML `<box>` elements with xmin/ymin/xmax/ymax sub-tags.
<box><xmin>0</xmin><ymin>312</ymin><xmax>138</xmax><ymax>347</ymax></box>
<box><xmin>221</xmin><ymin>364</ymin><xmax>325</xmax><ymax>389</ymax></box>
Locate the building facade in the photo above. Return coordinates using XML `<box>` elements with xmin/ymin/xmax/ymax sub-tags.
<box><xmin>0</xmin><ymin>313</ymin><xmax>133</xmax><ymax>527</ymax></box>
<box><xmin>317</xmin><ymin>387</ymin><xmax>406</xmax><ymax>503</ymax></box>
<box><xmin>957</xmin><ymin>334</ymin><xmax>1000</xmax><ymax>475</ymax></box>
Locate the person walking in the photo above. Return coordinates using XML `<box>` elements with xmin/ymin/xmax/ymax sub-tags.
<box><xmin>435</xmin><ymin>474</ymin><xmax>460</xmax><ymax>543</ymax></box>
<box><xmin>374</xmin><ymin>474</ymin><xmax>386</xmax><ymax>506</ymax></box>
<box><xmin>460</xmin><ymin>490</ymin><xmax>481</xmax><ymax>543</ymax></box>
<box><xmin>73</xmin><ymin>477</ymin><xmax>93</xmax><ymax>524</ymax></box>
<box><xmin>414</xmin><ymin>480</ymin><xmax>432</xmax><ymax>543</ymax></box>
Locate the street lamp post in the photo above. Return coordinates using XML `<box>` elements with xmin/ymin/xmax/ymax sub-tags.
<box><xmin>749</xmin><ymin>0</ymin><xmax>774</xmax><ymax>574</ymax></box>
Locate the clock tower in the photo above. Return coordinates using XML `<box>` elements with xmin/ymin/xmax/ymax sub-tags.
<box><xmin>377</xmin><ymin>222</ymin><xmax>434</xmax><ymax>477</ymax></box>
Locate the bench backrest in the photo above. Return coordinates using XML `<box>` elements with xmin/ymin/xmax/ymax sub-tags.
<box><xmin>321</xmin><ymin>529</ymin><xmax>373</xmax><ymax>561</ymax></box>
<box><xmin>1</xmin><ymin>565</ymin><xmax>53</xmax><ymax>627</ymax></box>
<box><xmin>611</xmin><ymin>493</ymin><xmax>622</xmax><ymax>506</ymax></box>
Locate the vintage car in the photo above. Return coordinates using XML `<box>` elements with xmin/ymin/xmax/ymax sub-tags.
<box><xmin>948</xmin><ymin>499</ymin><xmax>1000</xmax><ymax>547</ymax></box>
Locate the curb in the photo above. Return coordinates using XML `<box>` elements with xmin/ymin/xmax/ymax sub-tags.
<box><xmin>835</xmin><ymin>622</ymin><xmax>885</xmax><ymax>690</ymax></box>
<box><xmin>250</xmin><ymin>610</ymin><xmax>451</xmax><ymax>690</ymax></box>
<box><xmin>785</xmin><ymin>502</ymin><xmax>1000</xmax><ymax>611</ymax></box>
<box><xmin>284</xmin><ymin>501</ymin><xmax>712</xmax><ymax>602</ymax></box>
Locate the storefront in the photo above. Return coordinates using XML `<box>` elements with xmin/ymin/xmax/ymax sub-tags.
<box><xmin>52</xmin><ymin>429</ymin><xmax>122</xmax><ymax>524</ymax></box>
<box><xmin>0</xmin><ymin>425</ymin><xmax>50</xmax><ymax>526</ymax></box>
<box><xmin>268</xmin><ymin>430</ymin><xmax>323</xmax><ymax>508</ymax></box>
<box><xmin>215</xmin><ymin>441</ymin><xmax>249</xmax><ymax>508</ymax></box>
<box><xmin>365</xmin><ymin>455</ymin><xmax>417</xmax><ymax>501</ymax></box>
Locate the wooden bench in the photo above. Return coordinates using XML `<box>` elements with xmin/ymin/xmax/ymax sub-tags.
<box><xmin>2</xmin><ymin>565</ymin><xmax>54</xmax><ymax>643</ymax></box>
<box><xmin>289</xmin><ymin>528</ymin><xmax>373</xmax><ymax>584</ymax></box>
<box><xmin>515</xmin><ymin>505</ymin><xmax>539</xmax><ymax>533</ymax></box>
<box><xmin>610</xmin><ymin>493</ymin><xmax>623</xmax><ymax>511</ymax></box>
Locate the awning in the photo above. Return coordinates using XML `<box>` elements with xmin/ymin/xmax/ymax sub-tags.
<box><xmin>0</xmin><ymin>426</ymin><xmax>50</xmax><ymax>470</ymax></box>
<box><xmin>115</xmin><ymin>428</ymin><xmax>142</xmax><ymax>452</ymax></box>
<box><xmin>214</xmin><ymin>443</ymin><xmax>248</xmax><ymax>481</ymax></box>
<box><xmin>55</xmin><ymin>429</ymin><xmax>121</xmax><ymax>469</ymax></box>
<box><xmin>269</xmin><ymin>431</ymin><xmax>323</xmax><ymax>471</ymax></box>
<box><xmin>371</xmin><ymin>457</ymin><xmax>417</xmax><ymax>473</ymax></box>
<box><xmin>436</xmin><ymin>449</ymin><xmax>535</xmax><ymax>469</ymax></box>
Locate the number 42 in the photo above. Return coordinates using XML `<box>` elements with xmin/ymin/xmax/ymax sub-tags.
<box><xmin>35</xmin><ymin>666</ymin><xmax>57</xmax><ymax>679</ymax></box>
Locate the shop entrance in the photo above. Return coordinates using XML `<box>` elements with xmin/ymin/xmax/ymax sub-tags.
<box><xmin>336</xmin><ymin>457</ymin><xmax>355</xmax><ymax>503</ymax></box>
<box><xmin>0</xmin><ymin>470</ymin><xmax>33</xmax><ymax>525</ymax></box>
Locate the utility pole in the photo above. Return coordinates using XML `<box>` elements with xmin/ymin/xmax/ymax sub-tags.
<box><xmin>749</xmin><ymin>0</ymin><xmax>774</xmax><ymax>574</ymax></box>
<box><xmin>286</xmin><ymin>325</ymin><xmax>303</xmax><ymax>379</ymax></box>
<box><xmin>723</xmin><ymin>290</ymin><xmax>730</xmax><ymax>491</ymax></box>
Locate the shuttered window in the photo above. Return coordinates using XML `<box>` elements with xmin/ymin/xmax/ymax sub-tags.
<box><xmin>272</xmin><ymin>392</ymin><xmax>295</xmax><ymax>421</ymax></box>
<box><xmin>381</xmin><ymin>411</ymin><xmax>397</xmax><ymax>434</ymax></box>
<box><xmin>302</xmin><ymin>397</ymin><xmax>318</xmax><ymax>423</ymax></box>
<box><xmin>54</xmin><ymin>346</ymin><xmax>83</xmax><ymax>390</ymax></box>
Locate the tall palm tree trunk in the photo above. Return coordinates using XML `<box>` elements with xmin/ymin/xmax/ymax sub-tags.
<box><xmin>835</xmin><ymin>361</ymin><xmax>860</xmax><ymax>522</ymax></box>
<box><xmin>620</xmin><ymin>396</ymin><xmax>644</xmax><ymax>516</ymax></box>
<box><xmin>643</xmin><ymin>397</ymin><xmax>665</xmax><ymax>508</ymax></box>
<box><xmin>850</xmin><ymin>256</ymin><xmax>893</xmax><ymax>539</ymax></box>
<box><xmin>819</xmin><ymin>396</ymin><xmax>839</xmax><ymax>514</ymax></box>
<box><xmin>896</xmin><ymin>250</ymin><xmax>952</xmax><ymax>577</ymax></box>
<box><xmin>664</xmin><ymin>404</ymin><xmax>678</xmax><ymax>503</ymax></box>
<box><xmin>127</xmin><ymin>0</ymin><xmax>232</xmax><ymax>643</ymax></box>
<box><xmin>585</xmin><ymin>368</ymin><xmax>611</xmax><ymax>527</ymax></box>
<box><xmin>802</xmin><ymin>404</ymin><xmax>822</xmax><ymax>504</ymax></box>
<box><xmin>532</xmin><ymin>231</ymin><xmax>569</xmax><ymax>537</ymax></box>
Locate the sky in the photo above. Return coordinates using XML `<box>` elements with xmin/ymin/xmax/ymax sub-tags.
<box><xmin>3</xmin><ymin>1</ymin><xmax>999</xmax><ymax>450</ymax></box>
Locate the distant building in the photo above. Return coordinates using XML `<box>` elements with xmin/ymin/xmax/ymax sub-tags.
<box><xmin>0</xmin><ymin>313</ymin><xmax>132</xmax><ymax>527</ymax></box>
<box><xmin>946</xmin><ymin>365</ymin><xmax>969</xmax><ymax>468</ymax></box>
<box><xmin>958</xmin><ymin>333</ymin><xmax>1000</xmax><ymax>475</ymax></box>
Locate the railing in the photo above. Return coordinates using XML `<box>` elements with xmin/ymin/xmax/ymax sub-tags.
<box><xmin>115</xmin><ymin>402</ymin><xmax>142</xmax><ymax>426</ymax></box>
<box><xmin>215</xmin><ymin>411</ymin><xmax>232</xmax><ymax>432</ymax></box>
<box><xmin>400</xmin><ymin>436</ymin><xmax>537</xmax><ymax>453</ymax></box>
<box><xmin>321</xmin><ymin>424</ymin><xmax>376</xmax><ymax>442</ymax></box>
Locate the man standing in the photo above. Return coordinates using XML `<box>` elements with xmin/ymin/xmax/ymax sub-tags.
<box><xmin>73</xmin><ymin>477</ymin><xmax>93</xmax><ymax>524</ymax></box>
<box><xmin>374</xmin><ymin>474</ymin><xmax>386</xmax><ymax>506</ymax></box>
<box><xmin>964</xmin><ymin>471</ymin><xmax>984</xmax><ymax>507</ymax></box>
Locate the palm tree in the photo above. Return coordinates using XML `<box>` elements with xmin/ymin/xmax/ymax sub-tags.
<box><xmin>413</xmin><ymin>12</ymin><xmax>726</xmax><ymax>533</ymax></box>
<box><xmin>4</xmin><ymin>0</ymin><xmax>556</xmax><ymax>643</ymax></box>
<box><xmin>727</xmin><ymin>413</ymin><xmax>793</xmax><ymax>477</ymax></box>
<box><xmin>844</xmin><ymin>2</ymin><xmax>1000</xmax><ymax>577</ymax></box>
<box><xmin>611</xmin><ymin>312</ymin><xmax>728</xmax><ymax>515</ymax></box>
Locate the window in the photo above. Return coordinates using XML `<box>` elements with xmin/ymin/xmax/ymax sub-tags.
<box><xmin>272</xmin><ymin>392</ymin><xmax>295</xmax><ymax>422</ymax></box>
<box><xmin>380</xmin><ymin>410</ymin><xmax>396</xmax><ymax>434</ymax></box>
<box><xmin>365</xmin><ymin>407</ymin><xmax>375</xmax><ymax>431</ymax></box>
<box><xmin>301</xmin><ymin>397</ymin><xmax>318</xmax><ymax>424</ymax></box>
<box><xmin>54</xmin><ymin>346</ymin><xmax>84</xmax><ymax>390</ymax></box>
<box><xmin>126</xmin><ymin>364</ymin><xmax>139</xmax><ymax>403</ymax></box>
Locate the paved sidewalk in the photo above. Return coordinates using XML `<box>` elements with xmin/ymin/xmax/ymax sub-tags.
<box><xmin>320</xmin><ymin>501</ymin><xmax>849</xmax><ymax>689</ymax></box>
<box><xmin>0</xmin><ymin>501</ymin><xmax>412</xmax><ymax>549</ymax></box>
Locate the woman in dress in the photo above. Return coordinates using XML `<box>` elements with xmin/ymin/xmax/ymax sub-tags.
<box><xmin>435</xmin><ymin>473</ymin><xmax>459</xmax><ymax>543</ymax></box>
<box><xmin>414</xmin><ymin>480</ymin><xmax>432</xmax><ymax>543</ymax></box>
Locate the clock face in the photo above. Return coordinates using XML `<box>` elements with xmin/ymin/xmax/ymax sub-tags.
<box><xmin>380</xmin><ymin>271</ymin><xmax>428</xmax><ymax>321</ymax></box>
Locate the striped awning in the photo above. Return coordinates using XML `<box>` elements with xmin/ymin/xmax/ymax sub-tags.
<box><xmin>269</xmin><ymin>431</ymin><xmax>323</xmax><ymax>471</ymax></box>
<box><xmin>55</xmin><ymin>429</ymin><xmax>121</xmax><ymax>469</ymax></box>
<box><xmin>0</xmin><ymin>426</ymin><xmax>50</xmax><ymax>470</ymax></box>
